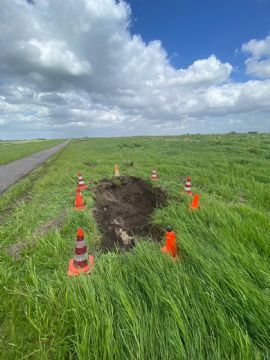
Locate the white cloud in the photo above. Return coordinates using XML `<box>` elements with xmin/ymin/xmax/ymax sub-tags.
<box><xmin>242</xmin><ymin>35</ymin><xmax>270</xmax><ymax>57</ymax></box>
<box><xmin>245</xmin><ymin>59</ymin><xmax>270</xmax><ymax>79</ymax></box>
<box><xmin>242</xmin><ymin>35</ymin><xmax>270</xmax><ymax>78</ymax></box>
<box><xmin>164</xmin><ymin>55</ymin><xmax>232</xmax><ymax>87</ymax></box>
<box><xmin>0</xmin><ymin>0</ymin><xmax>269</xmax><ymax>139</ymax></box>
<box><xmin>18</xmin><ymin>39</ymin><xmax>92</xmax><ymax>76</ymax></box>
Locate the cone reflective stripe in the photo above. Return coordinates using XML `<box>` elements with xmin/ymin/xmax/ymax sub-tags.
<box><xmin>74</xmin><ymin>228</ymin><xmax>88</xmax><ymax>268</ymax></box>
<box><xmin>75</xmin><ymin>239</ymin><xmax>87</xmax><ymax>248</ymax></box>
<box><xmin>74</xmin><ymin>252</ymin><xmax>88</xmax><ymax>260</ymax></box>
<box><xmin>77</xmin><ymin>172</ymin><xmax>88</xmax><ymax>189</ymax></box>
<box><xmin>78</xmin><ymin>177</ymin><xmax>84</xmax><ymax>185</ymax></box>
<box><xmin>114</xmin><ymin>164</ymin><xmax>120</xmax><ymax>176</ymax></box>
<box><xmin>68</xmin><ymin>228</ymin><xmax>94</xmax><ymax>276</ymax></box>
<box><xmin>74</xmin><ymin>253</ymin><xmax>88</xmax><ymax>266</ymax></box>
<box><xmin>151</xmin><ymin>169</ymin><xmax>158</xmax><ymax>181</ymax></box>
<box><xmin>75</xmin><ymin>246</ymin><xmax>88</xmax><ymax>257</ymax></box>
<box><xmin>184</xmin><ymin>176</ymin><xmax>192</xmax><ymax>196</ymax></box>
<box><xmin>71</xmin><ymin>227</ymin><xmax>90</xmax><ymax>271</ymax></box>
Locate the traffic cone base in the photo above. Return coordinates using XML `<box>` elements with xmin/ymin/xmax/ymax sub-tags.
<box><xmin>68</xmin><ymin>255</ymin><xmax>94</xmax><ymax>276</ymax></box>
<box><xmin>161</xmin><ymin>245</ymin><xmax>178</xmax><ymax>261</ymax></box>
<box><xmin>161</xmin><ymin>245</ymin><xmax>168</xmax><ymax>253</ymax></box>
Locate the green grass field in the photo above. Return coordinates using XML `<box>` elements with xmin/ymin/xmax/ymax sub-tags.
<box><xmin>0</xmin><ymin>134</ymin><xmax>270</xmax><ymax>359</ymax></box>
<box><xmin>0</xmin><ymin>139</ymin><xmax>63</xmax><ymax>165</ymax></box>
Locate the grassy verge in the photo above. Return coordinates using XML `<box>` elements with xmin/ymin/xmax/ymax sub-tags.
<box><xmin>0</xmin><ymin>139</ymin><xmax>64</xmax><ymax>165</ymax></box>
<box><xmin>0</xmin><ymin>134</ymin><xmax>269</xmax><ymax>359</ymax></box>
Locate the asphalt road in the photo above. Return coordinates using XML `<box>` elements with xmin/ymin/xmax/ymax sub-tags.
<box><xmin>0</xmin><ymin>140</ymin><xmax>70</xmax><ymax>195</ymax></box>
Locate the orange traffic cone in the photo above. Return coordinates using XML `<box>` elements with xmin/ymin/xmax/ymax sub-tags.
<box><xmin>114</xmin><ymin>164</ymin><xmax>120</xmax><ymax>176</ymax></box>
<box><xmin>68</xmin><ymin>228</ymin><xmax>94</xmax><ymax>276</ymax></box>
<box><xmin>189</xmin><ymin>194</ymin><xmax>199</xmax><ymax>210</ymax></box>
<box><xmin>151</xmin><ymin>169</ymin><xmax>158</xmax><ymax>181</ymax></box>
<box><xmin>77</xmin><ymin>172</ymin><xmax>88</xmax><ymax>190</ymax></box>
<box><xmin>75</xmin><ymin>188</ymin><xmax>86</xmax><ymax>210</ymax></box>
<box><xmin>161</xmin><ymin>226</ymin><xmax>178</xmax><ymax>259</ymax></box>
<box><xmin>184</xmin><ymin>176</ymin><xmax>192</xmax><ymax>196</ymax></box>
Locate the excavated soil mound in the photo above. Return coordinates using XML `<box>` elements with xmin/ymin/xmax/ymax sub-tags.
<box><xmin>93</xmin><ymin>176</ymin><xmax>167</xmax><ymax>251</ymax></box>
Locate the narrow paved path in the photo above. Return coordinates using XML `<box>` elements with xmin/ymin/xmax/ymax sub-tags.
<box><xmin>0</xmin><ymin>140</ymin><xmax>70</xmax><ymax>194</ymax></box>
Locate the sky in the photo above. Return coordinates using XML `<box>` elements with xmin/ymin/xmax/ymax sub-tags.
<box><xmin>0</xmin><ymin>0</ymin><xmax>270</xmax><ymax>139</ymax></box>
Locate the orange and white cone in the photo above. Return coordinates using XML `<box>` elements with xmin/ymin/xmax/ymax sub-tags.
<box><xmin>75</xmin><ymin>188</ymin><xmax>86</xmax><ymax>210</ymax></box>
<box><xmin>77</xmin><ymin>172</ymin><xmax>88</xmax><ymax>190</ymax></box>
<box><xmin>68</xmin><ymin>228</ymin><xmax>94</xmax><ymax>276</ymax></box>
<box><xmin>114</xmin><ymin>164</ymin><xmax>120</xmax><ymax>177</ymax></box>
<box><xmin>184</xmin><ymin>176</ymin><xmax>192</xmax><ymax>196</ymax></box>
<box><xmin>151</xmin><ymin>169</ymin><xmax>158</xmax><ymax>181</ymax></box>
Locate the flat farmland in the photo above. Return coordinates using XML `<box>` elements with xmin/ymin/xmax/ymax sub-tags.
<box><xmin>0</xmin><ymin>134</ymin><xmax>269</xmax><ymax>359</ymax></box>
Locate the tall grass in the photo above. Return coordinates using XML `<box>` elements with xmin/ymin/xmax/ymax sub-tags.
<box><xmin>0</xmin><ymin>134</ymin><xmax>269</xmax><ymax>359</ymax></box>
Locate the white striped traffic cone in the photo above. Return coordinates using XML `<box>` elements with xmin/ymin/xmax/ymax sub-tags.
<box><xmin>151</xmin><ymin>169</ymin><xmax>158</xmax><ymax>181</ymax></box>
<box><xmin>77</xmin><ymin>172</ymin><xmax>88</xmax><ymax>190</ymax></box>
<box><xmin>68</xmin><ymin>228</ymin><xmax>94</xmax><ymax>276</ymax></box>
<box><xmin>184</xmin><ymin>176</ymin><xmax>192</xmax><ymax>196</ymax></box>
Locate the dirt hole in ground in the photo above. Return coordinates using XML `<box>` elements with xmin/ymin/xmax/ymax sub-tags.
<box><xmin>93</xmin><ymin>176</ymin><xmax>167</xmax><ymax>251</ymax></box>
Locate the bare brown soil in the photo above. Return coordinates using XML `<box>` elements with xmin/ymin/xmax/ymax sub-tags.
<box><xmin>93</xmin><ymin>176</ymin><xmax>167</xmax><ymax>251</ymax></box>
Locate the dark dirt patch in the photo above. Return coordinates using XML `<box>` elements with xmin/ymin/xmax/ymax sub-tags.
<box><xmin>6</xmin><ymin>211</ymin><xmax>67</xmax><ymax>260</ymax></box>
<box><xmin>93</xmin><ymin>176</ymin><xmax>167</xmax><ymax>251</ymax></box>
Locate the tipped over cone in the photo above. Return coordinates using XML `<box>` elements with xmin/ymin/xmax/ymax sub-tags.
<box><xmin>68</xmin><ymin>228</ymin><xmax>94</xmax><ymax>276</ymax></box>
<box><xmin>161</xmin><ymin>226</ymin><xmax>178</xmax><ymax>260</ymax></box>
<box><xmin>189</xmin><ymin>193</ymin><xmax>199</xmax><ymax>210</ymax></box>
<box><xmin>75</xmin><ymin>188</ymin><xmax>86</xmax><ymax>210</ymax></box>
